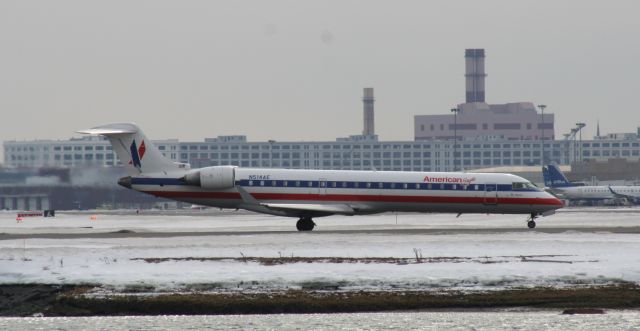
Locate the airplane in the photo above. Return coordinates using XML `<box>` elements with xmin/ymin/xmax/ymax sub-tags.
<box><xmin>542</xmin><ymin>164</ymin><xmax>640</xmax><ymax>205</ymax></box>
<box><xmin>79</xmin><ymin>123</ymin><xmax>563</xmax><ymax>230</ymax></box>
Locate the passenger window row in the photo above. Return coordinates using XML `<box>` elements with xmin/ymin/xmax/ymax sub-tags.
<box><xmin>239</xmin><ymin>180</ymin><xmax>534</xmax><ymax>192</ymax></box>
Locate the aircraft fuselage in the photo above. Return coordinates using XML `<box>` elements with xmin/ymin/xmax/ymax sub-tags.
<box><xmin>124</xmin><ymin>168</ymin><xmax>562</xmax><ymax>218</ymax></box>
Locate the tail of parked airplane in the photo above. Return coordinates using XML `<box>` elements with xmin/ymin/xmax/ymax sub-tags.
<box><xmin>78</xmin><ymin>123</ymin><xmax>187</xmax><ymax>175</ymax></box>
<box><xmin>542</xmin><ymin>164</ymin><xmax>578</xmax><ymax>188</ymax></box>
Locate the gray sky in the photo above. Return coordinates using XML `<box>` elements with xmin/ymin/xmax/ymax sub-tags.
<box><xmin>1</xmin><ymin>1</ymin><xmax>639</xmax><ymax>157</ymax></box>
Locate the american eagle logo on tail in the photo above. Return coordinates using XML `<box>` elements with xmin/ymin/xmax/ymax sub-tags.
<box><xmin>129</xmin><ymin>140</ymin><xmax>146</xmax><ymax>169</ymax></box>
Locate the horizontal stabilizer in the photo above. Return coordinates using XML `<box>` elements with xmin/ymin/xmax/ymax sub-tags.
<box><xmin>77</xmin><ymin>123</ymin><xmax>139</xmax><ymax>136</ymax></box>
<box><xmin>77</xmin><ymin>128</ymin><xmax>136</xmax><ymax>135</ymax></box>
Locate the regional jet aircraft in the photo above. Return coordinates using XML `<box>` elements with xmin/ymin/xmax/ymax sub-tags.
<box><xmin>79</xmin><ymin>124</ymin><xmax>563</xmax><ymax>230</ymax></box>
<box><xmin>543</xmin><ymin>164</ymin><xmax>640</xmax><ymax>205</ymax></box>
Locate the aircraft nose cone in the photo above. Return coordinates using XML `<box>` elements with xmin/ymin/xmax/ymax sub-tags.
<box><xmin>543</xmin><ymin>190</ymin><xmax>564</xmax><ymax>208</ymax></box>
<box><xmin>547</xmin><ymin>195</ymin><xmax>564</xmax><ymax>208</ymax></box>
<box><xmin>118</xmin><ymin>176</ymin><xmax>132</xmax><ymax>189</ymax></box>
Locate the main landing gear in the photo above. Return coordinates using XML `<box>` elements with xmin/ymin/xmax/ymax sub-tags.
<box><xmin>527</xmin><ymin>213</ymin><xmax>538</xmax><ymax>229</ymax></box>
<box><xmin>296</xmin><ymin>217</ymin><xmax>315</xmax><ymax>231</ymax></box>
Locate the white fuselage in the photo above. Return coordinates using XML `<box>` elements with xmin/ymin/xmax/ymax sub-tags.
<box><xmin>128</xmin><ymin>168</ymin><xmax>562</xmax><ymax>217</ymax></box>
<box><xmin>551</xmin><ymin>185</ymin><xmax>640</xmax><ymax>201</ymax></box>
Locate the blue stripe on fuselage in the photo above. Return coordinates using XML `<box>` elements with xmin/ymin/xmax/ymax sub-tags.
<box><xmin>129</xmin><ymin>177</ymin><xmax>538</xmax><ymax>192</ymax></box>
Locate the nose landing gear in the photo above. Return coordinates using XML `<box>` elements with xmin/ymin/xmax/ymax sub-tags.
<box><xmin>296</xmin><ymin>217</ymin><xmax>315</xmax><ymax>231</ymax></box>
<box><xmin>526</xmin><ymin>213</ymin><xmax>538</xmax><ymax>229</ymax></box>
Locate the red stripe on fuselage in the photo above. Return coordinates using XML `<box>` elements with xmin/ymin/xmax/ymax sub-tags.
<box><xmin>142</xmin><ymin>191</ymin><xmax>562</xmax><ymax>206</ymax></box>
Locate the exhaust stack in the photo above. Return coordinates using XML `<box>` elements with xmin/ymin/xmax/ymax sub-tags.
<box><xmin>465</xmin><ymin>49</ymin><xmax>486</xmax><ymax>103</ymax></box>
<box><xmin>363</xmin><ymin>87</ymin><xmax>375</xmax><ymax>136</ymax></box>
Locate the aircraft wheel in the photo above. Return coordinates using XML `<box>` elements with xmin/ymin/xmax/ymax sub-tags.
<box><xmin>296</xmin><ymin>217</ymin><xmax>315</xmax><ymax>231</ymax></box>
<box><xmin>527</xmin><ymin>220</ymin><xmax>536</xmax><ymax>229</ymax></box>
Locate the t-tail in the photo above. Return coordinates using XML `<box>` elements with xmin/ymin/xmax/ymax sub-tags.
<box><xmin>77</xmin><ymin>123</ymin><xmax>188</xmax><ymax>176</ymax></box>
<box><xmin>542</xmin><ymin>164</ymin><xmax>576</xmax><ymax>188</ymax></box>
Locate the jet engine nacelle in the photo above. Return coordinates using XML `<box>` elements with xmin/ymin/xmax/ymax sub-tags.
<box><xmin>182</xmin><ymin>165</ymin><xmax>236</xmax><ymax>189</ymax></box>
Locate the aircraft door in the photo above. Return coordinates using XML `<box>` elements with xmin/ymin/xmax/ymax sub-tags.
<box><xmin>318</xmin><ymin>178</ymin><xmax>327</xmax><ymax>195</ymax></box>
<box><xmin>483</xmin><ymin>184</ymin><xmax>498</xmax><ymax>205</ymax></box>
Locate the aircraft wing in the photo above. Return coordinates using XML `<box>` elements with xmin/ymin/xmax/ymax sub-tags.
<box><xmin>262</xmin><ymin>203</ymin><xmax>355</xmax><ymax>215</ymax></box>
<box><xmin>236</xmin><ymin>185</ymin><xmax>358</xmax><ymax>216</ymax></box>
<box><xmin>607</xmin><ymin>186</ymin><xmax>637</xmax><ymax>203</ymax></box>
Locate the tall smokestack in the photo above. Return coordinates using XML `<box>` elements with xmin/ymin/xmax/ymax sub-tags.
<box><xmin>465</xmin><ymin>49</ymin><xmax>486</xmax><ymax>103</ymax></box>
<box><xmin>362</xmin><ymin>87</ymin><xmax>375</xmax><ymax>136</ymax></box>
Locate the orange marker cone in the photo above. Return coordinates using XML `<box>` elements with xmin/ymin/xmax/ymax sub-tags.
<box><xmin>90</xmin><ymin>215</ymin><xmax>98</xmax><ymax>221</ymax></box>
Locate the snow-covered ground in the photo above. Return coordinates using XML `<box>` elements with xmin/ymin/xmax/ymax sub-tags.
<box><xmin>1</xmin><ymin>208</ymin><xmax>640</xmax><ymax>292</ymax></box>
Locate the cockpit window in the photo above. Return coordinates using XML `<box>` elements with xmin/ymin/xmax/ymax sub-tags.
<box><xmin>512</xmin><ymin>182</ymin><xmax>537</xmax><ymax>190</ymax></box>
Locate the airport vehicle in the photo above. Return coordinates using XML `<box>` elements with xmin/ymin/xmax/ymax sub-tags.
<box><xmin>79</xmin><ymin>123</ymin><xmax>563</xmax><ymax>230</ymax></box>
<box><xmin>542</xmin><ymin>164</ymin><xmax>640</xmax><ymax>205</ymax></box>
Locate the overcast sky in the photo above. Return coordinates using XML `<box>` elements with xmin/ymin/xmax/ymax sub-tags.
<box><xmin>1</xmin><ymin>1</ymin><xmax>639</xmax><ymax>157</ymax></box>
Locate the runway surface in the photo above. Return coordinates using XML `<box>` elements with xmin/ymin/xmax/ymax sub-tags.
<box><xmin>3</xmin><ymin>207</ymin><xmax>640</xmax><ymax>239</ymax></box>
<box><xmin>3</xmin><ymin>226</ymin><xmax>640</xmax><ymax>240</ymax></box>
<box><xmin>1</xmin><ymin>208</ymin><xmax>640</xmax><ymax>291</ymax></box>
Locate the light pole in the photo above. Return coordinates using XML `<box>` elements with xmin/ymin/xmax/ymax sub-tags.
<box><xmin>576</xmin><ymin>123</ymin><xmax>585</xmax><ymax>163</ymax></box>
<box><xmin>450</xmin><ymin>108</ymin><xmax>460</xmax><ymax>171</ymax></box>
<box><xmin>563</xmin><ymin>133</ymin><xmax>571</xmax><ymax>164</ymax></box>
<box><xmin>538</xmin><ymin>104</ymin><xmax>546</xmax><ymax>165</ymax></box>
<box><xmin>570</xmin><ymin>128</ymin><xmax>578</xmax><ymax>164</ymax></box>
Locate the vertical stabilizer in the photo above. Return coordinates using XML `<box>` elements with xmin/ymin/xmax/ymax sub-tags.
<box><xmin>542</xmin><ymin>164</ymin><xmax>574</xmax><ymax>188</ymax></box>
<box><xmin>78</xmin><ymin>123</ymin><xmax>185</xmax><ymax>175</ymax></box>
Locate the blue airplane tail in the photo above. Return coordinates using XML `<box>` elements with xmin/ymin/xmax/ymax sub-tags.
<box><xmin>542</xmin><ymin>164</ymin><xmax>576</xmax><ymax>188</ymax></box>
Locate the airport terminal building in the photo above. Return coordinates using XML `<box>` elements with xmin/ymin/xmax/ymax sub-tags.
<box><xmin>5</xmin><ymin>134</ymin><xmax>640</xmax><ymax>173</ymax></box>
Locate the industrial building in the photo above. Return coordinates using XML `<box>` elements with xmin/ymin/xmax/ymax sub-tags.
<box><xmin>414</xmin><ymin>49</ymin><xmax>554</xmax><ymax>142</ymax></box>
